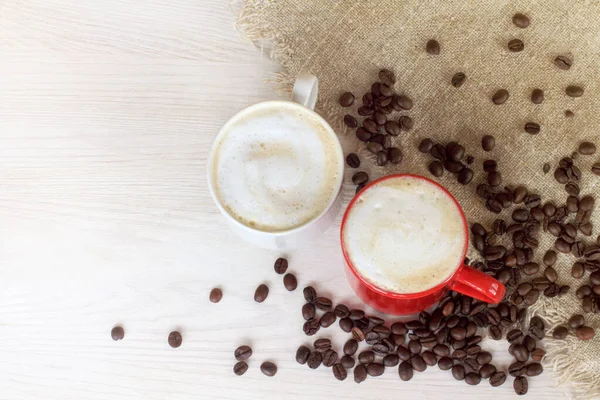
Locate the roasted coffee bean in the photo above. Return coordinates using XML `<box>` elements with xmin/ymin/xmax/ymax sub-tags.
<box><xmin>464</xmin><ymin>372</ymin><xmax>481</xmax><ymax>386</ymax></box>
<box><xmin>483</xmin><ymin>245</ymin><xmax>506</xmax><ymax>261</ymax></box>
<box><xmin>332</xmin><ymin>363</ymin><xmax>348</xmax><ymax>381</ymax></box>
<box><xmin>512</xmin><ymin>208</ymin><xmax>529</xmax><ymax>223</ymax></box>
<box><xmin>365</xmin><ymin>331</ymin><xmax>379</xmax><ymax>345</ymax></box>
<box><xmin>554</xmin><ymin>55</ymin><xmax>572</xmax><ymax>70</ymax></box>
<box><xmin>524</xmin><ymin>122</ymin><xmax>540</xmax><ymax>135</ymax></box>
<box><xmin>303</xmin><ymin>286</ymin><xmax>317</xmax><ymax>303</ymax></box>
<box><xmin>524</xmin><ymin>289</ymin><xmax>540</xmax><ymax>306</ymax></box>
<box><xmin>481</xmin><ymin>135</ymin><xmax>495</xmax><ymax>152</ymax></box>
<box><xmin>357</xmin><ymin>350</ymin><xmax>374</xmax><ymax>365</ymax></box>
<box><xmin>105</xmin><ymin>325</ymin><xmax>124</xmax><ymax>343</ymax></box>
<box><xmin>366</xmin><ymin>363</ymin><xmax>385</xmax><ymax>377</ymax></box>
<box><xmin>399</xmin><ymin>116</ymin><xmax>414</xmax><ymax>131</ymax></box>
<box><xmin>341</xmin><ymin>339</ymin><xmax>358</xmax><ymax>357</ymax></box>
<box><xmin>254</xmin><ymin>284</ymin><xmax>269</xmax><ymax>303</ymax></box>
<box><xmin>509</xmin><ymin>361</ymin><xmax>527</xmax><ymax>377</ymax></box>
<box><xmin>542</xmin><ymin>250</ymin><xmax>557</xmax><ymax>267</ymax></box>
<box><xmin>450</xmin><ymin>327</ymin><xmax>466</xmax><ymax>341</ymax></box>
<box><xmin>349</xmin><ymin>309</ymin><xmax>364</xmax><ymax>320</ymax></box>
<box><xmin>531</xmin><ymin>88</ymin><xmax>544</xmax><ymax>104</ymax></box>
<box><xmin>565</xmin><ymin>181</ymin><xmax>580</xmax><ymax>196</ymax></box>
<box><xmin>576</xmin><ymin>285</ymin><xmax>592</xmax><ymax>299</ymax></box>
<box><xmin>543</xmin><ymin>163</ymin><xmax>551</xmax><ymax>174</ymax></box>
<box><xmin>307</xmin><ymin>351</ymin><xmax>322</xmax><ymax>369</ymax></box>
<box><xmin>512</xmin><ymin>12</ymin><xmax>530</xmax><ymax>27</ymax></box>
<box><xmin>566</xmin><ymin>85</ymin><xmax>584</xmax><ymax>97</ymax></box>
<box><xmin>526</xmin><ymin>362</ymin><xmax>543</xmax><ymax>377</ymax></box>
<box><xmin>340</xmin><ymin>355</ymin><xmax>355</xmax><ymax>369</ymax></box>
<box><xmin>418</xmin><ymin>138</ymin><xmax>434</xmax><ymax>153</ymax></box>
<box><xmin>580</xmin><ymin>195</ymin><xmax>595</xmax><ymax>211</ymax></box>
<box><xmin>489</xmin><ymin>325</ymin><xmax>502</xmax><ymax>340</ymax></box>
<box><xmin>354</xmin><ymin>364</ymin><xmax>367</xmax><ymax>383</ymax></box>
<box><xmin>296</xmin><ymin>345</ymin><xmax>311</xmax><ymax>364</ymax></box>
<box><xmin>283</xmin><ymin>273</ymin><xmax>297</xmax><ymax>291</ymax></box>
<box><xmin>390</xmin><ymin>322</ymin><xmax>407</xmax><ymax>335</ymax></box>
<box><xmin>548</xmin><ymin>221</ymin><xmax>563</xmax><ymax>237</ymax></box>
<box><xmin>407</xmin><ymin>339</ymin><xmax>421</xmax><ymax>354</ymax></box>
<box><xmin>411</xmin><ymin>354</ymin><xmax>427</xmax><ymax>372</ymax></box>
<box><xmin>523</xmin><ymin>262</ymin><xmax>539</xmax><ymax>276</ymax></box>
<box><xmin>586</xmin><ymin>246</ymin><xmax>600</xmax><ymax>261</ymax></box>
<box><xmin>478</xmin><ymin>363</ymin><xmax>496</xmax><ymax>379</ymax></box>
<box><xmin>452</xmin><ymin>348</ymin><xmax>468</xmax><ymax>359</ymax></box>
<box><xmin>383</xmin><ymin>120</ymin><xmax>401</xmax><ymax>137</ymax></box>
<box><xmin>168</xmin><ymin>331</ymin><xmax>182</xmax><ymax>348</ymax></box>
<box><xmin>395</xmin><ymin>345</ymin><xmax>411</xmax><ymax>362</ymax></box>
<box><xmin>580</xmin><ymin>222</ymin><xmax>593</xmax><ymax>236</ymax></box>
<box><xmin>553</xmin><ymin>326</ymin><xmax>568</xmax><ymax>339</ymax></box>
<box><xmin>593</xmin><ymin>163</ymin><xmax>600</xmax><ymax>176</ymax></box>
<box><xmin>466</xmin><ymin>345</ymin><xmax>481</xmax><ymax>356</ymax></box>
<box><xmin>339</xmin><ymin>92</ymin><xmax>355</xmax><ymax>107</ymax></box>
<box><xmin>207</xmin><ymin>287</ymin><xmax>224</xmax><ymax>304</ymax></box>
<box><xmin>426</xmin><ymin>39</ymin><xmax>441</xmax><ymax>55</ymax></box>
<box><xmin>514</xmin><ymin>376</ymin><xmax>528</xmax><ymax>395</ymax></box>
<box><xmin>313</xmin><ymin>338</ymin><xmax>331</xmax><ymax>353</ymax></box>
<box><xmin>444</xmin><ymin>160</ymin><xmax>463</xmax><ymax>173</ymax></box>
<box><xmin>375</xmin><ymin>151</ymin><xmax>388</xmax><ymax>166</ymax></box>
<box><xmin>428</xmin><ymin>161</ymin><xmax>444</xmax><ymax>177</ymax></box>
<box><xmin>517</xmin><ymin>283</ymin><xmax>533</xmax><ymax>296</ymax></box>
<box><xmin>572</xmin><ymin>241</ymin><xmax>586</xmax><ymax>258</ymax></box>
<box><xmin>508</xmin><ymin>39</ymin><xmax>524</xmax><ymax>52</ymax></box>
<box><xmin>367</xmin><ymin>142</ymin><xmax>384</xmax><ymax>154</ymax></box>
<box><xmin>234</xmin><ymin>345</ymin><xmax>253</xmax><ymax>361</ymax></box>
<box><xmin>451</xmin><ymin>72</ymin><xmax>466</xmax><ymax>87</ymax></box>
<box><xmin>554</xmin><ymin>167</ymin><xmax>569</xmax><ymax>184</ymax></box>
<box><xmin>452</xmin><ymin>365</ymin><xmax>466</xmax><ymax>380</ymax></box>
<box><xmin>482</xmin><ymin>159</ymin><xmax>497</xmax><ymax>173</ymax></box>
<box><xmin>396</xmin><ymin>95</ymin><xmax>413</xmax><ymax>110</ymax></box>
<box><xmin>332</xmin><ymin>304</ymin><xmax>349</xmax><ymax>319</ymax></box>
<box><xmin>488</xmin><ymin>371</ymin><xmax>506</xmax><ymax>387</ymax></box>
<box><xmin>378</xmin><ymin>68</ymin><xmax>396</xmax><ymax>85</ymax></box>
<box><xmin>555</xmin><ymin>238</ymin><xmax>572</xmax><ymax>253</ymax></box>
<box><xmin>566</xmin><ymin>110</ymin><xmax>575</xmax><ymax>117</ymax></box>
<box><xmin>234</xmin><ymin>361</ymin><xmax>248</xmax><ymax>376</ymax></box>
<box><xmin>350</xmin><ymin>327</ymin><xmax>365</xmax><ymax>342</ymax></box>
<box><xmin>577</xmin><ymin>142</ymin><xmax>597</xmax><ymax>157</ymax></box>
<box><xmin>431</xmin><ymin>144</ymin><xmax>447</xmax><ymax>160</ymax></box>
<box><xmin>345</xmin><ymin>153</ymin><xmax>361</xmax><ymax>169</ymax></box>
<box><xmin>523</xmin><ymin>336</ymin><xmax>536</xmax><ymax>353</ymax></box>
<box><xmin>315</xmin><ymin>297</ymin><xmax>333</xmax><ymax>311</ymax></box>
<box><xmin>356</xmin><ymin>127</ymin><xmax>372</xmax><ymax>142</ymax></box>
<box><xmin>475</xmin><ymin>352</ymin><xmax>492</xmax><ymax>365</ymax></box>
<box><xmin>513</xmin><ymin>344</ymin><xmax>529</xmax><ymax>362</ymax></box>
<box><xmin>420</xmin><ymin>351</ymin><xmax>436</xmax><ymax>367</ymax></box>
<box><xmin>322</xmin><ymin>350</ymin><xmax>338</xmax><ymax>367</ymax></box>
<box><xmin>303</xmin><ymin>318</ymin><xmax>320</xmax><ymax>336</ymax></box>
<box><xmin>319</xmin><ymin>312</ymin><xmax>336</xmax><ymax>328</ymax></box>
<box><xmin>492</xmin><ymin>90</ymin><xmax>509</xmax><ymax>105</ymax></box>
<box><xmin>344</xmin><ymin>114</ymin><xmax>358</xmax><ymax>128</ymax></box>
<box><xmin>576</xmin><ymin>326</ymin><xmax>596</xmax><ymax>340</ymax></box>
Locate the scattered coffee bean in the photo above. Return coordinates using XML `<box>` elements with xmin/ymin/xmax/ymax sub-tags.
<box><xmin>344</xmin><ymin>115</ymin><xmax>358</xmax><ymax>128</ymax></box>
<box><xmin>235</xmin><ymin>345</ymin><xmax>253</xmax><ymax>361</ymax></box>
<box><xmin>482</xmin><ymin>135</ymin><xmax>495</xmax><ymax>151</ymax></box>
<box><xmin>307</xmin><ymin>351</ymin><xmax>323</xmax><ymax>369</ymax></box>
<box><xmin>553</xmin><ymin>326</ymin><xmax>568</xmax><ymax>339</ymax></box>
<box><xmin>320</xmin><ymin>312</ymin><xmax>336</xmax><ymax>328</ymax></box>
<box><xmin>569</xmin><ymin>314</ymin><xmax>585</xmax><ymax>329</ymax></box>
<box><xmin>452</xmin><ymin>365</ymin><xmax>466</xmax><ymax>380</ymax></box>
<box><xmin>339</xmin><ymin>318</ymin><xmax>353</xmax><ymax>332</ymax></box>
<box><xmin>332</xmin><ymin>363</ymin><xmax>347</xmax><ymax>381</ymax></box>
<box><xmin>426</xmin><ymin>39</ymin><xmax>441</xmax><ymax>55</ymax></box>
<box><xmin>254</xmin><ymin>284</ymin><xmax>269</xmax><ymax>303</ymax></box>
<box><xmin>579</xmin><ymin>142</ymin><xmax>596</xmax><ymax>155</ymax></box>
<box><xmin>592</xmin><ymin>163</ymin><xmax>600</xmax><ymax>176</ymax></box>
<box><xmin>419</xmin><ymin>138</ymin><xmax>434</xmax><ymax>153</ymax></box>
<box><xmin>354</xmin><ymin>364</ymin><xmax>368</xmax><ymax>383</ymax></box>
<box><xmin>526</xmin><ymin>363</ymin><xmax>543</xmax><ymax>377</ymax></box>
<box><xmin>508</xmin><ymin>39</ymin><xmax>524</xmax><ymax>52</ymax></box>
<box><xmin>531</xmin><ymin>88</ymin><xmax>544</xmax><ymax>104</ymax></box>
<box><xmin>366</xmin><ymin>363</ymin><xmax>385</xmax><ymax>377</ymax></box>
<box><xmin>283</xmin><ymin>273</ymin><xmax>297</xmax><ymax>291</ymax></box>
<box><xmin>315</xmin><ymin>297</ymin><xmax>332</xmax><ymax>311</ymax></box>
<box><xmin>322</xmin><ymin>349</ymin><xmax>338</xmax><ymax>367</ymax></box>
<box><xmin>303</xmin><ymin>286</ymin><xmax>317</xmax><ymax>303</ymax></box>
<box><xmin>490</xmin><ymin>371</ymin><xmax>507</xmax><ymax>387</ymax></box>
<box><xmin>566</xmin><ymin>110</ymin><xmax>574</xmax><ymax>118</ymax></box>
<box><xmin>492</xmin><ymin>89</ymin><xmax>509</xmax><ymax>105</ymax></box>
<box><xmin>514</xmin><ymin>376</ymin><xmax>528</xmax><ymax>395</ymax></box>
<box><xmin>111</xmin><ymin>326</ymin><xmax>124</xmax><ymax>341</ymax></box>
<box><xmin>352</xmin><ymin>171</ymin><xmax>369</xmax><ymax>185</ymax></box>
<box><xmin>566</xmin><ymin>85</ymin><xmax>584</xmax><ymax>97</ymax></box>
<box><xmin>339</xmin><ymin>92</ymin><xmax>355</xmax><ymax>107</ymax></box>
<box><xmin>378</xmin><ymin>69</ymin><xmax>395</xmax><ymax>86</ymax></box>
<box><xmin>168</xmin><ymin>331</ymin><xmax>182</xmax><ymax>348</ymax></box>
<box><xmin>346</xmin><ymin>153</ymin><xmax>360</xmax><ymax>168</ymax></box>
<box><xmin>531</xmin><ymin>348</ymin><xmax>546</xmax><ymax>362</ymax></box>
<box><xmin>465</xmin><ymin>372</ymin><xmax>482</xmax><ymax>385</ymax></box>
<box><xmin>352</xmin><ymin>327</ymin><xmax>366</xmax><ymax>342</ymax></box>
<box><xmin>261</xmin><ymin>361</ymin><xmax>277</xmax><ymax>377</ymax></box>
<box><xmin>576</xmin><ymin>326</ymin><xmax>595</xmax><ymax>340</ymax></box>
<box><xmin>451</xmin><ymin>72</ymin><xmax>466</xmax><ymax>88</ymax></box>
<box><xmin>524</xmin><ymin>122</ymin><xmax>540</xmax><ymax>135</ymax></box>
<box><xmin>234</xmin><ymin>361</ymin><xmax>248</xmax><ymax>376</ymax></box>
<box><xmin>296</xmin><ymin>345</ymin><xmax>310</xmax><ymax>364</ymax></box>
<box><xmin>428</xmin><ymin>161</ymin><xmax>444</xmax><ymax>177</ymax></box>
<box><xmin>303</xmin><ymin>318</ymin><xmax>320</xmax><ymax>336</ymax></box>
<box><xmin>341</xmin><ymin>355</ymin><xmax>355</xmax><ymax>369</ymax></box>
<box><xmin>513</xmin><ymin>13</ymin><xmax>530</xmax><ymax>28</ymax></box>
<box><xmin>543</xmin><ymin>163</ymin><xmax>551</xmax><ymax>174</ymax></box>
<box><xmin>554</xmin><ymin>55</ymin><xmax>572</xmax><ymax>70</ymax></box>
<box><xmin>479</xmin><ymin>363</ymin><xmax>496</xmax><ymax>379</ymax></box>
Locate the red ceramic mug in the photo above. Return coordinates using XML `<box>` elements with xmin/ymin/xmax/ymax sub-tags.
<box><xmin>340</xmin><ymin>174</ymin><xmax>506</xmax><ymax>316</ymax></box>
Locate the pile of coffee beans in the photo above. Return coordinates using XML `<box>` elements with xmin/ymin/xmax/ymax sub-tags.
<box><xmin>418</xmin><ymin>139</ymin><xmax>474</xmax><ymax>184</ymax></box>
<box><xmin>339</xmin><ymin>69</ymin><xmax>409</xmax><ymax>172</ymax></box>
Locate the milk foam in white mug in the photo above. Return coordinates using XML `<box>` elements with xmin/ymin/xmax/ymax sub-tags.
<box><xmin>208</xmin><ymin>74</ymin><xmax>344</xmax><ymax>249</ymax></box>
<box><xmin>342</xmin><ymin>175</ymin><xmax>467</xmax><ymax>294</ymax></box>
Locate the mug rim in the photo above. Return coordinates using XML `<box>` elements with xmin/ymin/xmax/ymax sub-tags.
<box><xmin>340</xmin><ymin>173</ymin><xmax>470</xmax><ymax>300</ymax></box>
<box><xmin>207</xmin><ymin>100</ymin><xmax>345</xmax><ymax>236</ymax></box>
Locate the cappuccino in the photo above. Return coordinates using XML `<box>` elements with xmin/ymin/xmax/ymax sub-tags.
<box><xmin>211</xmin><ymin>101</ymin><xmax>342</xmax><ymax>233</ymax></box>
<box><xmin>342</xmin><ymin>176</ymin><xmax>466</xmax><ymax>294</ymax></box>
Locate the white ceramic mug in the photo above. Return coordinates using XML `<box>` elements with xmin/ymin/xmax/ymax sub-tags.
<box><xmin>207</xmin><ymin>74</ymin><xmax>344</xmax><ymax>249</ymax></box>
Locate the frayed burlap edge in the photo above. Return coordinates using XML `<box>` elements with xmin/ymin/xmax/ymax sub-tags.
<box><xmin>528</xmin><ymin>298</ymin><xmax>600</xmax><ymax>400</ymax></box>
<box><xmin>233</xmin><ymin>1</ymin><xmax>600</xmax><ymax>397</ymax></box>
<box><xmin>232</xmin><ymin>0</ymin><xmax>355</xmax><ymax>137</ymax></box>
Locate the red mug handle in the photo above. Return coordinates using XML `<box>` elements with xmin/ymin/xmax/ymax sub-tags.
<box><xmin>450</xmin><ymin>265</ymin><xmax>506</xmax><ymax>304</ymax></box>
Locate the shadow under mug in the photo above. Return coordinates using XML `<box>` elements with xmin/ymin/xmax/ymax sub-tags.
<box><xmin>207</xmin><ymin>74</ymin><xmax>345</xmax><ymax>249</ymax></box>
<box><xmin>341</xmin><ymin>174</ymin><xmax>506</xmax><ymax>316</ymax></box>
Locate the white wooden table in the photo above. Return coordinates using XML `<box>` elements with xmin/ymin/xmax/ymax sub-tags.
<box><xmin>0</xmin><ymin>1</ymin><xmax>570</xmax><ymax>398</ymax></box>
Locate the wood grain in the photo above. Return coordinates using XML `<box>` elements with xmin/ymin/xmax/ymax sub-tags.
<box><xmin>0</xmin><ymin>0</ymin><xmax>570</xmax><ymax>398</ymax></box>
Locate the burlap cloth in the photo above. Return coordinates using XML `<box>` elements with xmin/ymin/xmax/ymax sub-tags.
<box><xmin>235</xmin><ymin>0</ymin><xmax>600</xmax><ymax>397</ymax></box>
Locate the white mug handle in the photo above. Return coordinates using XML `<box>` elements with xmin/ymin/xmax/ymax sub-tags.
<box><xmin>291</xmin><ymin>73</ymin><xmax>319</xmax><ymax>110</ymax></box>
